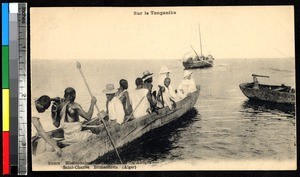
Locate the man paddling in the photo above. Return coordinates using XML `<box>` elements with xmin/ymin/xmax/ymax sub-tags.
<box><xmin>54</xmin><ymin>87</ymin><xmax>97</xmax><ymax>143</ymax></box>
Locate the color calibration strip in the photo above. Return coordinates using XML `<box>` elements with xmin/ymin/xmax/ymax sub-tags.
<box><xmin>17</xmin><ymin>3</ymin><xmax>28</xmax><ymax>175</ymax></box>
<box><xmin>2</xmin><ymin>3</ymin><xmax>10</xmax><ymax>175</ymax></box>
<box><xmin>2</xmin><ymin>3</ymin><xmax>27</xmax><ymax>175</ymax></box>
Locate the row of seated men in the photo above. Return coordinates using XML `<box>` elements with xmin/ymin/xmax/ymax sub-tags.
<box><xmin>32</xmin><ymin>67</ymin><xmax>197</xmax><ymax>154</ymax></box>
<box><xmin>105</xmin><ymin>67</ymin><xmax>197</xmax><ymax>124</ymax></box>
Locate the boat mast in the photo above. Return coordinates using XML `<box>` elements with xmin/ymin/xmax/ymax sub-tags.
<box><xmin>198</xmin><ymin>23</ymin><xmax>203</xmax><ymax>56</ymax></box>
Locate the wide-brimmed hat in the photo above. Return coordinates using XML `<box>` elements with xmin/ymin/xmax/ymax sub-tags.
<box><xmin>142</xmin><ymin>70</ymin><xmax>154</xmax><ymax>81</ymax></box>
<box><xmin>183</xmin><ymin>71</ymin><xmax>192</xmax><ymax>78</ymax></box>
<box><xmin>102</xmin><ymin>84</ymin><xmax>118</xmax><ymax>94</ymax></box>
<box><xmin>159</xmin><ymin>66</ymin><xmax>172</xmax><ymax>74</ymax></box>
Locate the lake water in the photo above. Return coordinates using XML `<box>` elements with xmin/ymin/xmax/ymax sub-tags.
<box><xmin>31</xmin><ymin>58</ymin><xmax>296</xmax><ymax>164</ymax></box>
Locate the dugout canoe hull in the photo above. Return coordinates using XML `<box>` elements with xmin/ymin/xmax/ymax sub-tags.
<box><xmin>239</xmin><ymin>82</ymin><xmax>295</xmax><ymax>105</ymax></box>
<box><xmin>32</xmin><ymin>85</ymin><xmax>201</xmax><ymax>165</ymax></box>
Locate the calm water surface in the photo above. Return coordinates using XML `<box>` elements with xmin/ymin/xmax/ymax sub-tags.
<box><xmin>31</xmin><ymin>58</ymin><xmax>296</xmax><ymax>163</ymax></box>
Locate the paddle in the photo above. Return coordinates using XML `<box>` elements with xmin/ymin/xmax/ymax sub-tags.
<box><xmin>76</xmin><ymin>61</ymin><xmax>123</xmax><ymax>164</ymax></box>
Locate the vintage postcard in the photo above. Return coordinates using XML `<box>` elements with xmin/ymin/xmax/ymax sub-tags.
<box><xmin>30</xmin><ymin>6</ymin><xmax>296</xmax><ymax>171</ymax></box>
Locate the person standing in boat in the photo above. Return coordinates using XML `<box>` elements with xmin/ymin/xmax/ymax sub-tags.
<box><xmin>252</xmin><ymin>75</ymin><xmax>260</xmax><ymax>89</ymax></box>
<box><xmin>57</xmin><ymin>87</ymin><xmax>96</xmax><ymax>144</ymax></box>
<box><xmin>32</xmin><ymin>95</ymin><xmax>62</xmax><ymax>156</ymax></box>
<box><xmin>142</xmin><ymin>70</ymin><xmax>157</xmax><ymax>112</ymax></box>
<box><xmin>157</xmin><ymin>66</ymin><xmax>178</xmax><ymax>101</ymax></box>
<box><xmin>157</xmin><ymin>78</ymin><xmax>176</xmax><ymax>110</ymax></box>
<box><xmin>116</xmin><ymin>79</ymin><xmax>133</xmax><ymax>116</ymax></box>
<box><xmin>103</xmin><ymin>84</ymin><xmax>125</xmax><ymax>124</ymax></box>
<box><xmin>177</xmin><ymin>71</ymin><xmax>197</xmax><ymax>99</ymax></box>
<box><xmin>129</xmin><ymin>78</ymin><xmax>151</xmax><ymax>118</ymax></box>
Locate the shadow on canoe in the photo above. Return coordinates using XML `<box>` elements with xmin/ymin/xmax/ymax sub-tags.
<box><xmin>241</xmin><ymin>99</ymin><xmax>295</xmax><ymax>116</ymax></box>
<box><xmin>91</xmin><ymin>108</ymin><xmax>199</xmax><ymax>164</ymax></box>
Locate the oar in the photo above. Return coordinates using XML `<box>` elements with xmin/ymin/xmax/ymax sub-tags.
<box><xmin>76</xmin><ymin>61</ymin><xmax>123</xmax><ymax>164</ymax></box>
<box><xmin>124</xmin><ymin>95</ymin><xmax>146</xmax><ymax>124</ymax></box>
<box><xmin>252</xmin><ymin>74</ymin><xmax>270</xmax><ymax>78</ymax></box>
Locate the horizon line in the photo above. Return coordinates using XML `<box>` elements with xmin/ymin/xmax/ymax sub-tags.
<box><xmin>32</xmin><ymin>57</ymin><xmax>295</xmax><ymax>60</ymax></box>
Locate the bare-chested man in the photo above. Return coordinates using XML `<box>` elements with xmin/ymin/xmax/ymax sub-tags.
<box><xmin>53</xmin><ymin>87</ymin><xmax>97</xmax><ymax>143</ymax></box>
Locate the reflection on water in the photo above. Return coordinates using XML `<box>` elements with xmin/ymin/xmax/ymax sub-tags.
<box><xmin>241</xmin><ymin>100</ymin><xmax>295</xmax><ymax>116</ymax></box>
<box><xmin>92</xmin><ymin>108</ymin><xmax>199</xmax><ymax>164</ymax></box>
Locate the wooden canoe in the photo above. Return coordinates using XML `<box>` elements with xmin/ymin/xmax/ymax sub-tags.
<box><xmin>239</xmin><ymin>82</ymin><xmax>295</xmax><ymax>105</ymax></box>
<box><xmin>32</xmin><ymin>85</ymin><xmax>201</xmax><ymax>165</ymax></box>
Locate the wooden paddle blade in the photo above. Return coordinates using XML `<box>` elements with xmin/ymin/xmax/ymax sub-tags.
<box><xmin>76</xmin><ymin>61</ymin><xmax>81</xmax><ymax>69</ymax></box>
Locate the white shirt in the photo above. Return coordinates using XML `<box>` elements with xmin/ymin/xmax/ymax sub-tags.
<box><xmin>158</xmin><ymin>74</ymin><xmax>178</xmax><ymax>100</ymax></box>
<box><xmin>108</xmin><ymin>97</ymin><xmax>125</xmax><ymax>124</ymax></box>
<box><xmin>129</xmin><ymin>88</ymin><xmax>150</xmax><ymax>118</ymax></box>
<box><xmin>168</xmin><ymin>85</ymin><xmax>178</xmax><ymax>100</ymax></box>
<box><xmin>177</xmin><ymin>78</ymin><xmax>197</xmax><ymax>98</ymax></box>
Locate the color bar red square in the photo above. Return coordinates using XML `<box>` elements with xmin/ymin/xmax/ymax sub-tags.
<box><xmin>2</xmin><ymin>131</ymin><xmax>10</xmax><ymax>175</ymax></box>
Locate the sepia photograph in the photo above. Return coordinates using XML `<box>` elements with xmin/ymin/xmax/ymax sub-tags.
<box><xmin>30</xmin><ymin>6</ymin><xmax>296</xmax><ymax>171</ymax></box>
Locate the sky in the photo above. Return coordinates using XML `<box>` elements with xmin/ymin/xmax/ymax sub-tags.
<box><xmin>30</xmin><ymin>6</ymin><xmax>294</xmax><ymax>60</ymax></box>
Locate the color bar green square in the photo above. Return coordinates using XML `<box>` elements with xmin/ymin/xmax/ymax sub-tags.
<box><xmin>2</xmin><ymin>46</ymin><xmax>9</xmax><ymax>88</ymax></box>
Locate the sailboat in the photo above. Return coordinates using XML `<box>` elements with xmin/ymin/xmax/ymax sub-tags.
<box><xmin>182</xmin><ymin>24</ymin><xmax>214</xmax><ymax>69</ymax></box>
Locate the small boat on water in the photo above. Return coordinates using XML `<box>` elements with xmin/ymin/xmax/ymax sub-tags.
<box><xmin>32</xmin><ymin>85</ymin><xmax>201</xmax><ymax>165</ymax></box>
<box><xmin>182</xmin><ymin>24</ymin><xmax>214</xmax><ymax>69</ymax></box>
<box><xmin>182</xmin><ymin>54</ymin><xmax>214</xmax><ymax>69</ymax></box>
<box><xmin>239</xmin><ymin>74</ymin><xmax>295</xmax><ymax>105</ymax></box>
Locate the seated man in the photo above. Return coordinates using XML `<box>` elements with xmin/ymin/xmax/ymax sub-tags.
<box><xmin>142</xmin><ymin>70</ymin><xmax>157</xmax><ymax>112</ymax></box>
<box><xmin>158</xmin><ymin>66</ymin><xmax>179</xmax><ymax>101</ymax></box>
<box><xmin>116</xmin><ymin>79</ymin><xmax>133</xmax><ymax>116</ymax></box>
<box><xmin>103</xmin><ymin>84</ymin><xmax>125</xmax><ymax>124</ymax></box>
<box><xmin>177</xmin><ymin>71</ymin><xmax>197</xmax><ymax>99</ymax></box>
<box><xmin>32</xmin><ymin>95</ymin><xmax>62</xmax><ymax>156</ymax></box>
<box><xmin>157</xmin><ymin>78</ymin><xmax>176</xmax><ymax>110</ymax></box>
<box><xmin>129</xmin><ymin>78</ymin><xmax>151</xmax><ymax>119</ymax></box>
<box><xmin>57</xmin><ymin>87</ymin><xmax>97</xmax><ymax>143</ymax></box>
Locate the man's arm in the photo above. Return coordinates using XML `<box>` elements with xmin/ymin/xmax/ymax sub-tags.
<box><xmin>156</xmin><ymin>88</ymin><xmax>164</xmax><ymax>106</ymax></box>
<box><xmin>75</xmin><ymin>97</ymin><xmax>97</xmax><ymax>120</ymax></box>
<box><xmin>146</xmin><ymin>91</ymin><xmax>156</xmax><ymax>107</ymax></box>
<box><xmin>32</xmin><ymin>117</ymin><xmax>62</xmax><ymax>156</ymax></box>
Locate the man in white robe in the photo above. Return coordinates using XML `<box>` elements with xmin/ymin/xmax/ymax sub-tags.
<box><xmin>177</xmin><ymin>71</ymin><xmax>197</xmax><ymax>99</ymax></box>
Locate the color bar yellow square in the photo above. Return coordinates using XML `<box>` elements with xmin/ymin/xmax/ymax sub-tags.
<box><xmin>3</xmin><ymin>89</ymin><xmax>9</xmax><ymax>131</ymax></box>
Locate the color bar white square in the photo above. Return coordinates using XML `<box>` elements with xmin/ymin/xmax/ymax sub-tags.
<box><xmin>9</xmin><ymin>3</ymin><xmax>18</xmax><ymax>13</ymax></box>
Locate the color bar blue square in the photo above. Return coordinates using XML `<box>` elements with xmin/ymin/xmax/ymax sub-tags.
<box><xmin>2</xmin><ymin>3</ymin><xmax>9</xmax><ymax>45</ymax></box>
